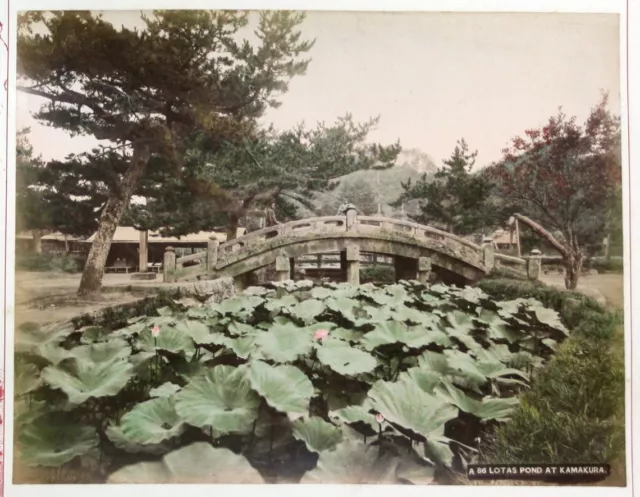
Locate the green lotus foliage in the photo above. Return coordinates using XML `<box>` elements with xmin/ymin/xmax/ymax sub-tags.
<box><xmin>316</xmin><ymin>344</ymin><xmax>377</xmax><ymax>376</ymax></box>
<box><xmin>119</xmin><ymin>397</ymin><xmax>186</xmax><ymax>445</ymax></box>
<box><xmin>42</xmin><ymin>356</ymin><xmax>134</xmax><ymax>404</ymax></box>
<box><xmin>19</xmin><ymin>414</ymin><xmax>99</xmax><ymax>467</ymax></box>
<box><xmin>17</xmin><ymin>279</ymin><xmax>569</xmax><ymax>484</ymax></box>
<box><xmin>249</xmin><ymin>361</ymin><xmax>314</xmax><ymax>415</ymax></box>
<box><xmin>175</xmin><ymin>366</ymin><xmax>260</xmax><ymax>433</ymax></box>
<box><xmin>255</xmin><ymin>324</ymin><xmax>314</xmax><ymax>363</ymax></box>
<box><xmin>108</xmin><ymin>442</ymin><xmax>264</xmax><ymax>483</ymax></box>
<box><xmin>292</xmin><ymin>416</ymin><xmax>343</xmax><ymax>452</ymax></box>
<box><xmin>149</xmin><ymin>382</ymin><xmax>182</xmax><ymax>398</ymax></box>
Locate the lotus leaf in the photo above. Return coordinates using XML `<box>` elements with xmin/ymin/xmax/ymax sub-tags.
<box><xmin>531</xmin><ymin>305</ymin><xmax>568</xmax><ymax>333</ymax></box>
<box><xmin>36</xmin><ymin>342</ymin><xmax>73</xmax><ymax>366</ymax></box>
<box><xmin>120</xmin><ymin>396</ymin><xmax>186</xmax><ymax>445</ymax></box>
<box><xmin>317</xmin><ymin>345</ymin><xmax>377</xmax><ymax>376</ymax></box>
<box><xmin>292</xmin><ymin>416</ymin><xmax>343</xmax><ymax>453</ymax></box>
<box><xmin>15</xmin><ymin>363</ymin><xmax>42</xmax><ymax>395</ymax></box>
<box><xmin>264</xmin><ymin>294</ymin><xmax>299</xmax><ymax>312</ymax></box>
<box><xmin>301</xmin><ymin>438</ymin><xmax>401</xmax><ymax>483</ymax></box>
<box><xmin>361</xmin><ymin>321</ymin><xmax>445</xmax><ymax>350</ymax></box>
<box><xmin>79</xmin><ymin>326</ymin><xmax>111</xmax><ymax>343</ymax></box>
<box><xmin>424</xmin><ymin>437</ymin><xmax>455</xmax><ymax>467</ymax></box>
<box><xmin>73</xmin><ymin>338</ymin><xmax>131</xmax><ymax>364</ymax></box>
<box><xmin>149</xmin><ymin>382</ymin><xmax>182</xmax><ymax>398</ymax></box>
<box><xmin>227</xmin><ymin>321</ymin><xmax>255</xmax><ymax>336</ymax></box>
<box><xmin>249</xmin><ymin>361</ymin><xmax>314</xmax><ymax>415</ymax></box>
<box><xmin>138</xmin><ymin>326</ymin><xmax>196</xmax><ymax>355</ymax></box>
<box><xmin>107</xmin><ymin>442</ymin><xmax>264</xmax><ymax>483</ymax></box>
<box><xmin>174</xmin><ymin>319</ymin><xmax>224</xmax><ymax>345</ymax></box>
<box><xmin>288</xmin><ymin>298</ymin><xmax>325</xmax><ymax>322</ymax></box>
<box><xmin>435</xmin><ymin>380</ymin><xmax>519</xmax><ymax>421</ymax></box>
<box><xmin>175</xmin><ymin>366</ymin><xmax>260</xmax><ymax>433</ymax></box>
<box><xmin>326</xmin><ymin>297</ymin><xmax>360</xmax><ymax>322</ymax></box>
<box><xmin>18</xmin><ymin>414</ymin><xmax>99</xmax><ymax>467</ymax></box>
<box><xmin>310</xmin><ymin>286</ymin><xmax>333</xmax><ymax>300</ymax></box>
<box><xmin>225</xmin><ymin>335</ymin><xmax>257</xmax><ymax>359</ymax></box>
<box><xmin>255</xmin><ymin>324</ymin><xmax>314</xmax><ymax>363</ymax></box>
<box><xmin>105</xmin><ymin>425</ymin><xmax>174</xmax><ymax>455</ymax></box>
<box><xmin>367</xmin><ymin>379</ymin><xmax>457</xmax><ymax>438</ymax></box>
<box><xmin>330</xmin><ymin>405</ymin><xmax>378</xmax><ymax>431</ymax></box>
<box><xmin>42</xmin><ymin>356</ymin><xmax>134</xmax><ymax>404</ymax></box>
<box><xmin>399</xmin><ymin>367</ymin><xmax>442</xmax><ymax>394</ymax></box>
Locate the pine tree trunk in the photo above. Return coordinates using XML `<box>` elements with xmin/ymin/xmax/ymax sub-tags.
<box><xmin>77</xmin><ymin>146</ymin><xmax>150</xmax><ymax>297</ymax></box>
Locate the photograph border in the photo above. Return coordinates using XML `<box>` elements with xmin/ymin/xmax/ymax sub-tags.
<box><xmin>0</xmin><ymin>1</ymin><xmax>636</xmax><ymax>496</ymax></box>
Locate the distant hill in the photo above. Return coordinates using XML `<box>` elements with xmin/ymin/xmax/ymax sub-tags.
<box><xmin>308</xmin><ymin>148</ymin><xmax>437</xmax><ymax>217</ymax></box>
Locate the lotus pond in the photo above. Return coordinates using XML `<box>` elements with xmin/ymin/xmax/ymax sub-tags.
<box><xmin>14</xmin><ymin>279</ymin><xmax>569</xmax><ymax>484</ymax></box>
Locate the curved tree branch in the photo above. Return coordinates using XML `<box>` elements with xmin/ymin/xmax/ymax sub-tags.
<box><xmin>513</xmin><ymin>213</ymin><xmax>569</xmax><ymax>258</ymax></box>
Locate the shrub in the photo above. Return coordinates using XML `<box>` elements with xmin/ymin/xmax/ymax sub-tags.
<box><xmin>360</xmin><ymin>264</ymin><xmax>395</xmax><ymax>284</ymax></box>
<box><xmin>16</xmin><ymin>253</ymin><xmax>85</xmax><ymax>273</ymax></box>
<box><xmin>584</xmin><ymin>258</ymin><xmax>624</xmax><ymax>274</ymax></box>
<box><xmin>477</xmin><ymin>277</ymin><xmax>625</xmax><ymax>470</ymax></box>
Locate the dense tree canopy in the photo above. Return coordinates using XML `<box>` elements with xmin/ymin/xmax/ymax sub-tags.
<box><xmin>393</xmin><ymin>138</ymin><xmax>495</xmax><ymax>235</ymax></box>
<box><xmin>18</xmin><ymin>10</ymin><xmax>315</xmax><ymax>295</ymax></box>
<box><xmin>131</xmin><ymin>115</ymin><xmax>401</xmax><ymax>239</ymax></box>
<box><xmin>485</xmin><ymin>93</ymin><xmax>621</xmax><ymax>288</ymax></box>
<box><xmin>16</xmin><ymin>128</ymin><xmax>101</xmax><ymax>251</ymax></box>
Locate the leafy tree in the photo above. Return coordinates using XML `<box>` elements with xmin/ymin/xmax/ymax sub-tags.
<box><xmin>16</xmin><ymin>128</ymin><xmax>53</xmax><ymax>252</ymax></box>
<box><xmin>16</xmin><ymin>128</ymin><xmax>100</xmax><ymax>252</ymax></box>
<box><xmin>393</xmin><ymin>139</ymin><xmax>494</xmax><ymax>235</ymax></box>
<box><xmin>317</xmin><ymin>176</ymin><xmax>380</xmax><ymax>216</ymax></box>
<box><xmin>132</xmin><ymin>115</ymin><xmax>401</xmax><ymax>239</ymax></box>
<box><xmin>486</xmin><ymin>94</ymin><xmax>621</xmax><ymax>289</ymax></box>
<box><xmin>18</xmin><ymin>10</ymin><xmax>314</xmax><ymax>295</ymax></box>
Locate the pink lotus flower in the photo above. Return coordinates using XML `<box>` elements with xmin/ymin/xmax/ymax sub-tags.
<box><xmin>314</xmin><ymin>329</ymin><xmax>329</xmax><ymax>341</ymax></box>
<box><xmin>152</xmin><ymin>326</ymin><xmax>160</xmax><ymax>337</ymax></box>
<box><xmin>376</xmin><ymin>413</ymin><xmax>385</xmax><ymax>424</ymax></box>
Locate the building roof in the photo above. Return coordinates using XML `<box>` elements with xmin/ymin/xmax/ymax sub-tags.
<box><xmin>15</xmin><ymin>231</ymin><xmax>82</xmax><ymax>241</ymax></box>
<box><xmin>84</xmin><ymin>226</ymin><xmax>246</xmax><ymax>244</ymax></box>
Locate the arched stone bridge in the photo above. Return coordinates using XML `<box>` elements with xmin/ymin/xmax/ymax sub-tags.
<box><xmin>163</xmin><ymin>212</ymin><xmax>539</xmax><ymax>287</ymax></box>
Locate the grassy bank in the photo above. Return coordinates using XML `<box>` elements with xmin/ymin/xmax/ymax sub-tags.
<box><xmin>474</xmin><ymin>278</ymin><xmax>626</xmax><ymax>485</ymax></box>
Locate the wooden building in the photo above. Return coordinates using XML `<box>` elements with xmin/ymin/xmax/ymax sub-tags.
<box><xmin>15</xmin><ymin>231</ymin><xmax>86</xmax><ymax>255</ymax></box>
<box><xmin>82</xmin><ymin>226</ymin><xmax>246</xmax><ymax>273</ymax></box>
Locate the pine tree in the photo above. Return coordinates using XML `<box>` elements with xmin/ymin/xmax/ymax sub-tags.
<box><xmin>394</xmin><ymin>139</ymin><xmax>494</xmax><ymax>235</ymax></box>
<box><xmin>18</xmin><ymin>10</ymin><xmax>315</xmax><ymax>295</ymax></box>
<box><xmin>133</xmin><ymin>115</ymin><xmax>401</xmax><ymax>239</ymax></box>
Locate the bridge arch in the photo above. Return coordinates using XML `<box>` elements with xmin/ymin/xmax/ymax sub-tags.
<box><xmin>163</xmin><ymin>214</ymin><xmax>533</xmax><ymax>287</ymax></box>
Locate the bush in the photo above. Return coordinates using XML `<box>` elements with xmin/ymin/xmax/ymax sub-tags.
<box><xmin>360</xmin><ymin>264</ymin><xmax>395</xmax><ymax>284</ymax></box>
<box><xmin>477</xmin><ymin>278</ymin><xmax>625</xmax><ymax>469</ymax></box>
<box><xmin>16</xmin><ymin>253</ymin><xmax>85</xmax><ymax>273</ymax></box>
<box><xmin>585</xmin><ymin>257</ymin><xmax>624</xmax><ymax>274</ymax></box>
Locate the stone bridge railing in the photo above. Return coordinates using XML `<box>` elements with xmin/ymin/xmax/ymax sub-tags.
<box><xmin>162</xmin><ymin>213</ymin><xmax>541</xmax><ymax>284</ymax></box>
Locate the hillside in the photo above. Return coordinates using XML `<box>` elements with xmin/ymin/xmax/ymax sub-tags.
<box><xmin>309</xmin><ymin>148</ymin><xmax>437</xmax><ymax>217</ymax></box>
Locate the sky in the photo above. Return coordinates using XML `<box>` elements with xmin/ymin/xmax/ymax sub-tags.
<box><xmin>16</xmin><ymin>10</ymin><xmax>621</xmax><ymax>169</ymax></box>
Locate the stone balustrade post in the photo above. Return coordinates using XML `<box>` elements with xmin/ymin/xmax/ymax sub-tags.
<box><xmin>275</xmin><ymin>252</ymin><xmax>291</xmax><ymax>282</ymax></box>
<box><xmin>346</xmin><ymin>245</ymin><xmax>360</xmax><ymax>284</ymax></box>
<box><xmin>527</xmin><ymin>248</ymin><xmax>542</xmax><ymax>280</ymax></box>
<box><xmin>417</xmin><ymin>256</ymin><xmax>432</xmax><ymax>284</ymax></box>
<box><xmin>481</xmin><ymin>236</ymin><xmax>495</xmax><ymax>270</ymax></box>
<box><xmin>207</xmin><ymin>237</ymin><xmax>219</xmax><ymax>279</ymax></box>
<box><xmin>163</xmin><ymin>246</ymin><xmax>176</xmax><ymax>283</ymax></box>
<box><xmin>345</xmin><ymin>207</ymin><xmax>358</xmax><ymax>232</ymax></box>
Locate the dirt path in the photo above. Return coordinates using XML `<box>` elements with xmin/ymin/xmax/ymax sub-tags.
<box><xmin>14</xmin><ymin>271</ymin><xmax>161</xmax><ymax>327</ymax></box>
<box><xmin>539</xmin><ymin>272</ymin><xmax>624</xmax><ymax>311</ymax></box>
